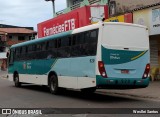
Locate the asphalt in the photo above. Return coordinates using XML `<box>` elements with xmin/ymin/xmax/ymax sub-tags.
<box><xmin>0</xmin><ymin>70</ymin><xmax>7</xmax><ymax>79</ymax></box>
<box><xmin>97</xmin><ymin>81</ymin><xmax>160</xmax><ymax>101</ymax></box>
<box><xmin>1</xmin><ymin>70</ymin><xmax>160</xmax><ymax>101</ymax></box>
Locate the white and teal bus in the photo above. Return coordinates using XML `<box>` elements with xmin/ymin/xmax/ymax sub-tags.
<box><xmin>8</xmin><ymin>22</ymin><xmax>150</xmax><ymax>94</ymax></box>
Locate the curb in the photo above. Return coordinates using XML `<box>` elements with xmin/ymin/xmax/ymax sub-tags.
<box><xmin>96</xmin><ymin>90</ymin><xmax>160</xmax><ymax>101</ymax></box>
<box><xmin>0</xmin><ymin>76</ymin><xmax>8</xmax><ymax>79</ymax></box>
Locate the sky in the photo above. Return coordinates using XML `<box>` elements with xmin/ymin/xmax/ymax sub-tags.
<box><xmin>0</xmin><ymin>0</ymin><xmax>66</xmax><ymax>31</ymax></box>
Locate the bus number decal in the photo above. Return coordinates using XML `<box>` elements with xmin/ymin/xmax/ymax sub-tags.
<box><xmin>90</xmin><ymin>59</ymin><xmax>95</xmax><ymax>63</ymax></box>
<box><xmin>23</xmin><ymin>62</ymin><xmax>32</xmax><ymax>70</ymax></box>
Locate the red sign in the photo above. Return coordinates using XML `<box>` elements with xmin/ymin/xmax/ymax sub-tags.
<box><xmin>124</xmin><ymin>13</ymin><xmax>133</xmax><ymax>23</ymax></box>
<box><xmin>38</xmin><ymin>12</ymin><xmax>79</xmax><ymax>37</ymax></box>
<box><xmin>38</xmin><ymin>5</ymin><xmax>109</xmax><ymax>38</ymax></box>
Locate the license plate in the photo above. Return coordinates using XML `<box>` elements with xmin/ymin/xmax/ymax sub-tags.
<box><xmin>121</xmin><ymin>70</ymin><xmax>129</xmax><ymax>74</ymax></box>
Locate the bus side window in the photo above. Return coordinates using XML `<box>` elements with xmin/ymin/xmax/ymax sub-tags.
<box><xmin>54</xmin><ymin>40</ymin><xmax>58</xmax><ymax>48</ymax></box>
<box><xmin>21</xmin><ymin>46</ymin><xmax>26</xmax><ymax>60</ymax></box>
<box><xmin>84</xmin><ymin>31</ymin><xmax>90</xmax><ymax>43</ymax></box>
<box><xmin>70</xmin><ymin>33</ymin><xmax>81</xmax><ymax>57</ymax></box>
<box><xmin>90</xmin><ymin>29</ymin><xmax>98</xmax><ymax>43</ymax></box>
<box><xmin>76</xmin><ymin>33</ymin><xmax>84</xmax><ymax>44</ymax></box>
<box><xmin>19</xmin><ymin>47</ymin><xmax>22</xmax><ymax>55</ymax></box>
<box><xmin>69</xmin><ymin>36</ymin><xmax>72</xmax><ymax>46</ymax></box>
<box><xmin>26</xmin><ymin>46</ymin><xmax>28</xmax><ymax>53</ymax></box>
<box><xmin>9</xmin><ymin>49</ymin><xmax>14</xmax><ymax>64</ymax></box>
<box><xmin>25</xmin><ymin>46</ymin><xmax>28</xmax><ymax>60</ymax></box>
<box><xmin>32</xmin><ymin>45</ymin><xmax>36</xmax><ymax>51</ymax></box>
<box><xmin>35</xmin><ymin>43</ymin><xmax>42</xmax><ymax>59</ymax></box>
<box><xmin>14</xmin><ymin>49</ymin><xmax>17</xmax><ymax>60</ymax></box>
<box><xmin>47</xmin><ymin>40</ymin><xmax>56</xmax><ymax>50</ymax></box>
<box><xmin>46</xmin><ymin>41</ymin><xmax>49</xmax><ymax>50</ymax></box>
<box><xmin>45</xmin><ymin>40</ymin><xmax>57</xmax><ymax>59</ymax></box>
<box><xmin>28</xmin><ymin>45</ymin><xmax>31</xmax><ymax>52</ymax></box>
<box><xmin>49</xmin><ymin>40</ymin><xmax>54</xmax><ymax>49</ymax></box>
<box><xmin>61</xmin><ymin>37</ymin><xmax>70</xmax><ymax>47</ymax></box>
<box><xmin>57</xmin><ymin>37</ymin><xmax>71</xmax><ymax>58</ymax></box>
<box><xmin>57</xmin><ymin>39</ymin><xmax>61</xmax><ymax>48</ymax></box>
<box><xmin>16</xmin><ymin>48</ymin><xmax>20</xmax><ymax>55</ymax></box>
<box><xmin>36</xmin><ymin>43</ymin><xmax>42</xmax><ymax>51</ymax></box>
<box><xmin>42</xmin><ymin>42</ymin><xmax>46</xmax><ymax>51</ymax></box>
<box><xmin>15</xmin><ymin>47</ymin><xmax>21</xmax><ymax>61</ymax></box>
<box><xmin>82</xmin><ymin>29</ymin><xmax>99</xmax><ymax>56</ymax></box>
<box><xmin>27</xmin><ymin>45</ymin><xmax>35</xmax><ymax>59</ymax></box>
<box><xmin>87</xmin><ymin>29</ymin><xmax>99</xmax><ymax>55</ymax></box>
<box><xmin>72</xmin><ymin>35</ymin><xmax>76</xmax><ymax>45</ymax></box>
<box><xmin>21</xmin><ymin>46</ymin><xmax>26</xmax><ymax>54</ymax></box>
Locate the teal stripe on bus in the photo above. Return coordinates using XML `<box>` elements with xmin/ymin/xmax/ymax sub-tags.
<box><xmin>8</xmin><ymin>59</ymin><xmax>57</xmax><ymax>75</ymax></box>
<box><xmin>102</xmin><ymin>46</ymin><xmax>148</xmax><ymax>65</ymax></box>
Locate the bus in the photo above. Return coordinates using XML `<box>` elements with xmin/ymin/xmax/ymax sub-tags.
<box><xmin>7</xmin><ymin>22</ymin><xmax>150</xmax><ymax>94</ymax></box>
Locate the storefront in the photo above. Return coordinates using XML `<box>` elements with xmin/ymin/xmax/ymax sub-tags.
<box><xmin>150</xmin><ymin>6</ymin><xmax>160</xmax><ymax>68</ymax></box>
<box><xmin>133</xmin><ymin>6</ymin><xmax>160</xmax><ymax>80</ymax></box>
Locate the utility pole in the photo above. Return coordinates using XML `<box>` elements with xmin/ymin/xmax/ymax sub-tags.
<box><xmin>45</xmin><ymin>0</ymin><xmax>56</xmax><ymax>17</ymax></box>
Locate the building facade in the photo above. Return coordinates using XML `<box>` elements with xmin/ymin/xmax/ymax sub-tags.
<box><xmin>133</xmin><ymin>6</ymin><xmax>160</xmax><ymax>79</ymax></box>
<box><xmin>102</xmin><ymin>1</ymin><xmax>160</xmax><ymax>79</ymax></box>
<box><xmin>0</xmin><ymin>24</ymin><xmax>37</xmax><ymax>71</ymax></box>
<box><xmin>39</xmin><ymin>0</ymin><xmax>160</xmax><ymax>79</ymax></box>
<box><xmin>108</xmin><ymin>0</ymin><xmax>160</xmax><ymax>16</ymax></box>
<box><xmin>38</xmin><ymin>5</ymin><xmax>108</xmax><ymax>38</ymax></box>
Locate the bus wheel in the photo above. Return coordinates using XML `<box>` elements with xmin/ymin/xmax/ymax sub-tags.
<box><xmin>14</xmin><ymin>74</ymin><xmax>21</xmax><ymax>87</ymax></box>
<box><xmin>81</xmin><ymin>87</ymin><xmax>96</xmax><ymax>94</ymax></box>
<box><xmin>49</xmin><ymin>75</ymin><xmax>59</xmax><ymax>94</ymax></box>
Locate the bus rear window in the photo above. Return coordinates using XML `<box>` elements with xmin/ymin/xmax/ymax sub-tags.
<box><xmin>102</xmin><ymin>25</ymin><xmax>149</xmax><ymax>49</ymax></box>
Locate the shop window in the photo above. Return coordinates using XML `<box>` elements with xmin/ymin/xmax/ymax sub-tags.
<box><xmin>18</xmin><ymin>36</ymin><xmax>25</xmax><ymax>41</ymax></box>
<box><xmin>9</xmin><ymin>36</ymin><xmax>12</xmax><ymax>39</ymax></box>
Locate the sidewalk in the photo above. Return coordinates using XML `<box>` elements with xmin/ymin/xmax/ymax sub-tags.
<box><xmin>0</xmin><ymin>70</ymin><xmax>7</xmax><ymax>79</ymax></box>
<box><xmin>97</xmin><ymin>81</ymin><xmax>160</xmax><ymax>100</ymax></box>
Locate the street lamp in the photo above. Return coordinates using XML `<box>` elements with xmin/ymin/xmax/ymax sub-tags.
<box><xmin>45</xmin><ymin>0</ymin><xmax>56</xmax><ymax>17</ymax></box>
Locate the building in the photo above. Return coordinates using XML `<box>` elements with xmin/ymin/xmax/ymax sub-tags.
<box><xmin>0</xmin><ymin>24</ymin><xmax>37</xmax><ymax>71</ymax></box>
<box><xmin>55</xmin><ymin>0</ymin><xmax>108</xmax><ymax>16</ymax></box>
<box><xmin>65</xmin><ymin>0</ymin><xmax>160</xmax><ymax>16</ymax></box>
<box><xmin>132</xmin><ymin>6</ymin><xmax>160</xmax><ymax>80</ymax></box>
<box><xmin>38</xmin><ymin>5</ymin><xmax>108</xmax><ymax>38</ymax></box>
<box><xmin>40</xmin><ymin>0</ymin><xmax>160</xmax><ymax>80</ymax></box>
<box><xmin>108</xmin><ymin>0</ymin><xmax>160</xmax><ymax>16</ymax></box>
<box><xmin>98</xmin><ymin>0</ymin><xmax>160</xmax><ymax>80</ymax></box>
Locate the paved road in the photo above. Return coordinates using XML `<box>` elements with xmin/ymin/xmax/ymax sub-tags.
<box><xmin>0</xmin><ymin>77</ymin><xmax>160</xmax><ymax>108</ymax></box>
<box><xmin>0</xmin><ymin>75</ymin><xmax>160</xmax><ymax>117</ymax></box>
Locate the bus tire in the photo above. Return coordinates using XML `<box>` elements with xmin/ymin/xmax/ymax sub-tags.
<box><xmin>49</xmin><ymin>75</ymin><xmax>59</xmax><ymax>94</ymax></box>
<box><xmin>14</xmin><ymin>74</ymin><xmax>21</xmax><ymax>87</ymax></box>
<box><xmin>81</xmin><ymin>87</ymin><xmax>96</xmax><ymax>94</ymax></box>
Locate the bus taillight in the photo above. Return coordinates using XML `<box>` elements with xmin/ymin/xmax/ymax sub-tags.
<box><xmin>98</xmin><ymin>61</ymin><xmax>107</xmax><ymax>78</ymax></box>
<box><xmin>142</xmin><ymin>64</ymin><xmax>150</xmax><ymax>79</ymax></box>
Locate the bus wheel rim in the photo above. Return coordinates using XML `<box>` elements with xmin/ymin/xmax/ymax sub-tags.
<box><xmin>15</xmin><ymin>77</ymin><xmax>18</xmax><ymax>83</ymax></box>
<box><xmin>51</xmin><ymin>81</ymin><xmax>56</xmax><ymax>91</ymax></box>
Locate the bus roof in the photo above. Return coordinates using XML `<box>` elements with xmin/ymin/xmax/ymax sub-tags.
<box><xmin>11</xmin><ymin>30</ymin><xmax>72</xmax><ymax>49</ymax></box>
<box><xmin>10</xmin><ymin>23</ymin><xmax>101</xmax><ymax>49</ymax></box>
<box><xmin>103</xmin><ymin>22</ymin><xmax>147</xmax><ymax>29</ymax></box>
<box><xmin>10</xmin><ymin>22</ymin><xmax>146</xmax><ymax>49</ymax></box>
